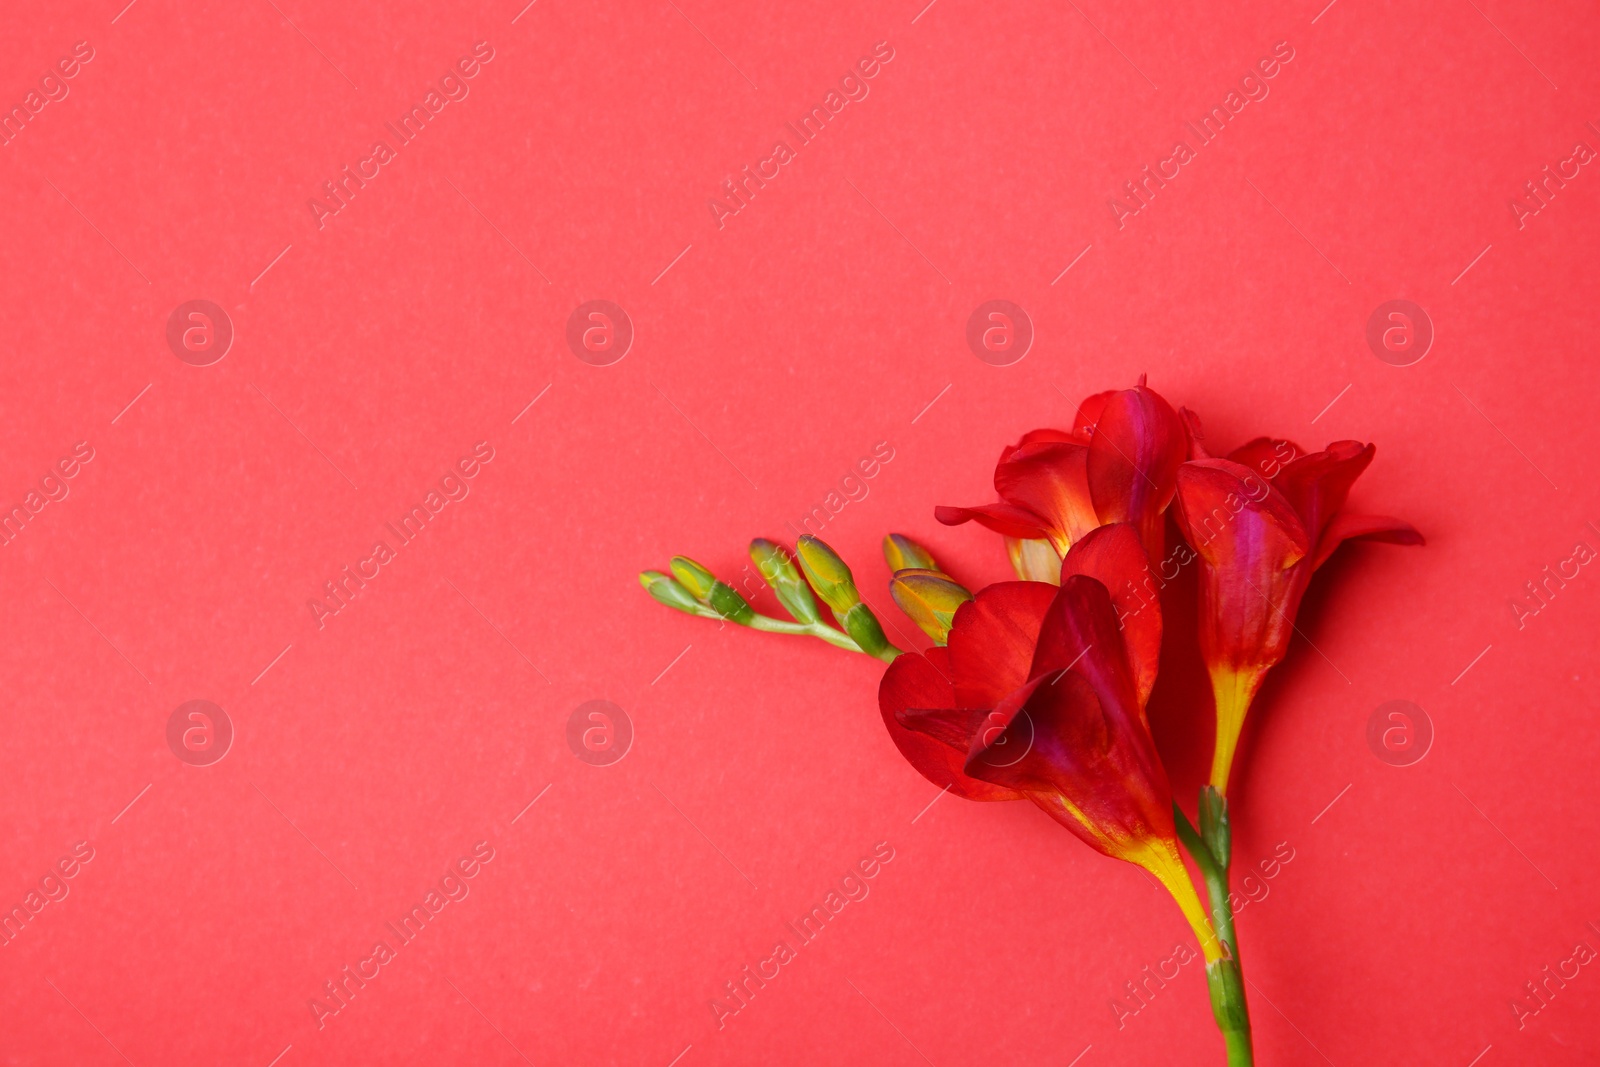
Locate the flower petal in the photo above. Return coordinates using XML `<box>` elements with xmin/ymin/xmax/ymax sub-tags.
<box><xmin>963</xmin><ymin>576</ymin><xmax>1177</xmax><ymax>859</ymax></box>
<box><xmin>1272</xmin><ymin>440</ymin><xmax>1375</xmax><ymax>542</ymax></box>
<box><xmin>934</xmin><ymin>502</ymin><xmax>1054</xmax><ymax>542</ymax></box>
<box><xmin>945</xmin><ymin>581</ymin><xmax>1058</xmax><ymax>710</ymax></box>
<box><xmin>1073</xmin><ymin>390</ymin><xmax>1117</xmax><ymax>438</ymax></box>
<box><xmin>963</xmin><ymin>671</ymin><xmax>1108</xmax><ymax>793</ymax></box>
<box><xmin>879</xmin><ymin>647</ymin><xmax>1021</xmax><ymax>801</ymax></box>
<box><xmin>1028</xmin><ymin>575</ymin><xmax>1145</xmax><ymax>721</ymax></box>
<box><xmin>1085</xmin><ymin>385</ymin><xmax>1186</xmax><ymax>563</ymax></box>
<box><xmin>1016</xmin><ymin>427</ymin><xmax>1085</xmax><ymax>448</ymax></box>
<box><xmin>1006</xmin><ymin>536</ymin><xmax>1064</xmax><ymax>584</ymax></box>
<box><xmin>1173</xmin><ymin>459</ymin><xmax>1312</xmax><ymax>677</ymax></box>
<box><xmin>1056</xmin><ymin>524</ymin><xmax>1162</xmax><ymax>708</ymax></box>
<box><xmin>1312</xmin><ymin>512</ymin><xmax>1425</xmax><ymax>570</ymax></box>
<box><xmin>992</xmin><ymin>440</ymin><xmax>1098</xmax><ymax>554</ymax></box>
<box><xmin>1226</xmin><ymin>437</ymin><xmax>1305</xmax><ymax>480</ymax></box>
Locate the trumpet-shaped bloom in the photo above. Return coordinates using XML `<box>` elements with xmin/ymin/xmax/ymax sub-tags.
<box><xmin>935</xmin><ymin>379</ymin><xmax>1186</xmax><ymax>566</ymax></box>
<box><xmin>878</xmin><ymin>531</ymin><xmax>1220</xmax><ymax>960</ymax></box>
<box><xmin>1173</xmin><ymin>439</ymin><xmax>1423</xmax><ymax>793</ymax></box>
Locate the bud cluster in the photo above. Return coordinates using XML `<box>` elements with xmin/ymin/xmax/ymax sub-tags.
<box><xmin>640</xmin><ymin>533</ymin><xmax>975</xmax><ymax>661</ymax></box>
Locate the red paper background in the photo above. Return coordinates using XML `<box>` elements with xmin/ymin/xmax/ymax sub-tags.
<box><xmin>2</xmin><ymin>0</ymin><xmax>1597</xmax><ymax>1064</ymax></box>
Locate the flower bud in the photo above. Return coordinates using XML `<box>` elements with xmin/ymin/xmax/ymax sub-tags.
<box><xmin>707</xmin><ymin>580</ymin><xmax>755</xmax><ymax>625</ymax></box>
<box><xmin>889</xmin><ymin>569</ymin><xmax>972</xmax><ymax>644</ymax></box>
<box><xmin>749</xmin><ymin>539</ymin><xmax>820</xmax><ymax>624</ymax></box>
<box><xmin>640</xmin><ymin>570</ymin><xmax>702</xmax><ymax>615</ymax></box>
<box><xmin>669</xmin><ymin>556</ymin><xmax>717</xmax><ymax>601</ymax></box>
<box><xmin>840</xmin><ymin>602</ymin><xmax>893</xmax><ymax>659</ymax></box>
<box><xmin>795</xmin><ymin>535</ymin><xmax>861</xmax><ymax>616</ymax></box>
<box><xmin>883</xmin><ymin>533</ymin><xmax>941</xmax><ymax>573</ymax></box>
<box><xmin>1006</xmin><ymin>537</ymin><xmax>1063</xmax><ymax>584</ymax></box>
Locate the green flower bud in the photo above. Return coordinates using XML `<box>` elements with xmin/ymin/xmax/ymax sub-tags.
<box><xmin>707</xmin><ymin>580</ymin><xmax>755</xmax><ymax>625</ymax></box>
<box><xmin>883</xmin><ymin>533</ymin><xmax>941</xmax><ymax>574</ymax></box>
<box><xmin>889</xmin><ymin>569</ymin><xmax>972</xmax><ymax>644</ymax></box>
<box><xmin>640</xmin><ymin>570</ymin><xmax>702</xmax><ymax>615</ymax></box>
<box><xmin>795</xmin><ymin>535</ymin><xmax>860</xmax><ymax>616</ymax></box>
<box><xmin>669</xmin><ymin>556</ymin><xmax>717</xmax><ymax>601</ymax></box>
<box><xmin>750</xmin><ymin>538</ymin><xmax>820</xmax><ymax>624</ymax></box>
<box><xmin>840</xmin><ymin>602</ymin><xmax>893</xmax><ymax>660</ymax></box>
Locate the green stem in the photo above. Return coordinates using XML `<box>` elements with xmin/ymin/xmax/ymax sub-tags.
<box><xmin>680</xmin><ymin>605</ymin><xmax>901</xmax><ymax>661</ymax></box>
<box><xmin>748</xmin><ymin>613</ymin><xmax>866</xmax><ymax>653</ymax></box>
<box><xmin>1220</xmin><ymin>1018</ymin><xmax>1254</xmax><ymax>1067</ymax></box>
<box><xmin>1176</xmin><ymin>804</ymin><xmax>1254</xmax><ymax>1067</ymax></box>
<box><xmin>1202</xmin><ymin>916</ymin><xmax>1252</xmax><ymax>1066</ymax></box>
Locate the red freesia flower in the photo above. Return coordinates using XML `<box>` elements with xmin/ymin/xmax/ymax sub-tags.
<box><xmin>934</xmin><ymin>378</ymin><xmax>1187</xmax><ymax>567</ymax></box>
<box><xmin>878</xmin><ymin>525</ymin><xmax>1221</xmax><ymax>960</ymax></box>
<box><xmin>1173</xmin><ymin>438</ymin><xmax>1424</xmax><ymax>793</ymax></box>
